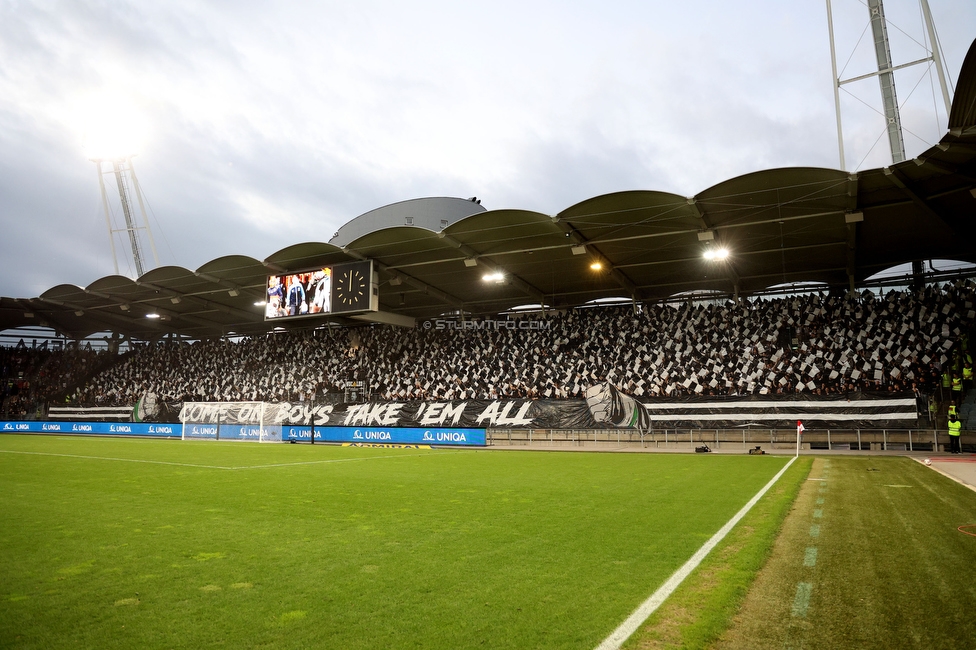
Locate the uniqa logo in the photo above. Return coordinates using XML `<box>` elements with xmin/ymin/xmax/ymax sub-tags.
<box><xmin>435</xmin><ymin>431</ymin><xmax>467</xmax><ymax>442</ymax></box>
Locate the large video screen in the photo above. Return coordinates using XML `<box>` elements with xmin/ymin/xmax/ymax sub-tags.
<box><xmin>265</xmin><ymin>269</ymin><xmax>332</xmax><ymax>319</ymax></box>
<box><xmin>264</xmin><ymin>261</ymin><xmax>374</xmax><ymax>320</ymax></box>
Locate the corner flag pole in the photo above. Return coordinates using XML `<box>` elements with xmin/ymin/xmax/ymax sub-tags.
<box><xmin>796</xmin><ymin>420</ymin><xmax>804</xmax><ymax>457</ymax></box>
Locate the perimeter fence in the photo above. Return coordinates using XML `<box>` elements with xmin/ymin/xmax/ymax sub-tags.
<box><xmin>487</xmin><ymin>427</ymin><xmax>974</xmax><ymax>453</ymax></box>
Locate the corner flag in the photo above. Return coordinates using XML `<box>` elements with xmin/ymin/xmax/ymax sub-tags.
<box><xmin>797</xmin><ymin>420</ymin><xmax>805</xmax><ymax>435</ymax></box>
<box><xmin>795</xmin><ymin>420</ymin><xmax>804</xmax><ymax>457</ymax></box>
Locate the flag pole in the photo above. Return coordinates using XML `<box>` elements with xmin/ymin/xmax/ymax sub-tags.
<box><xmin>796</xmin><ymin>420</ymin><xmax>803</xmax><ymax>457</ymax></box>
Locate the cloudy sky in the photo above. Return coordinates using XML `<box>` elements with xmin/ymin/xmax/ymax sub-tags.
<box><xmin>1</xmin><ymin>0</ymin><xmax>973</xmax><ymax>300</ymax></box>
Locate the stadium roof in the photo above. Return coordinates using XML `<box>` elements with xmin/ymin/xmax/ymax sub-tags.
<box><xmin>3</xmin><ymin>39</ymin><xmax>976</xmax><ymax>343</ymax></box>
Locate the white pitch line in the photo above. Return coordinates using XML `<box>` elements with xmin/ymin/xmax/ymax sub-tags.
<box><xmin>0</xmin><ymin>449</ymin><xmax>229</xmax><ymax>470</ymax></box>
<box><xmin>229</xmin><ymin>451</ymin><xmax>446</xmax><ymax>470</ymax></box>
<box><xmin>594</xmin><ymin>456</ymin><xmax>798</xmax><ymax>650</ymax></box>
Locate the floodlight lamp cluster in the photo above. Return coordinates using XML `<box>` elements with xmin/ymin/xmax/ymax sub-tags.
<box><xmin>482</xmin><ymin>271</ymin><xmax>505</xmax><ymax>284</ymax></box>
<box><xmin>703</xmin><ymin>247</ymin><xmax>730</xmax><ymax>261</ymax></box>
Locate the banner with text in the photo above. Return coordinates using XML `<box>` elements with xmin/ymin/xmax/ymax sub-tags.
<box><xmin>284</xmin><ymin>426</ymin><xmax>486</xmax><ymax>446</ymax></box>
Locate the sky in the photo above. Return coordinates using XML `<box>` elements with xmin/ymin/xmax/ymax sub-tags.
<box><xmin>1</xmin><ymin>0</ymin><xmax>973</xmax><ymax>300</ymax></box>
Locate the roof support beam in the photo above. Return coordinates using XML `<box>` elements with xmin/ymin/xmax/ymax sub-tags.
<box><xmin>914</xmin><ymin>156</ymin><xmax>976</xmax><ymax>183</ymax></box>
<box><xmin>37</xmin><ymin>296</ymin><xmax>159</xmax><ymax>336</ymax></box>
<box><xmin>549</xmin><ymin>216</ymin><xmax>642</xmax><ymax>299</ymax></box>
<box><xmin>385</xmin><ymin>209</ymin><xmax>852</xmax><ymax>275</ymax></box>
<box><xmin>613</xmin><ymin>241</ymin><xmax>847</xmax><ymax>270</ymax></box>
<box><xmin>845</xmin><ymin>174</ymin><xmax>859</xmax><ymax>291</ymax></box>
<box><xmin>884</xmin><ymin>167</ymin><xmax>976</xmax><ymax>251</ymax></box>
<box><xmin>83</xmin><ymin>287</ymin><xmax>225</xmax><ymax>331</ymax></box>
<box><xmin>342</xmin><ymin>247</ymin><xmax>466</xmax><ymax>309</ymax></box>
<box><xmin>689</xmin><ymin>198</ymin><xmax>742</xmax><ymax>297</ymax></box>
<box><xmin>135</xmin><ymin>280</ymin><xmax>259</xmax><ymax>321</ymax></box>
<box><xmin>192</xmin><ymin>271</ymin><xmax>252</xmax><ymax>299</ymax></box>
<box><xmin>436</xmin><ymin>232</ymin><xmax>547</xmax><ymax>304</ymax></box>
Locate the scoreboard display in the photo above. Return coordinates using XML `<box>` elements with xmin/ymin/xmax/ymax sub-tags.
<box><xmin>265</xmin><ymin>260</ymin><xmax>376</xmax><ymax>320</ymax></box>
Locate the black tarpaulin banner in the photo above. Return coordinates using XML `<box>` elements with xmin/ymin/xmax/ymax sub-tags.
<box><xmin>160</xmin><ymin>383</ymin><xmax>919</xmax><ymax>430</ymax></box>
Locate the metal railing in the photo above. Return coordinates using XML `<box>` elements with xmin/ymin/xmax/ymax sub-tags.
<box><xmin>486</xmin><ymin>427</ymin><xmax>969</xmax><ymax>453</ymax></box>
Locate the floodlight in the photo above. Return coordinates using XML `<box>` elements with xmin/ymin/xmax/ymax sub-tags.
<box><xmin>482</xmin><ymin>272</ymin><xmax>505</xmax><ymax>283</ymax></box>
<box><xmin>590</xmin><ymin>262</ymin><xmax>602</xmax><ymax>271</ymax></box>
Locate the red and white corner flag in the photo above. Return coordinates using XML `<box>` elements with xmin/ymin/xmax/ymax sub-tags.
<box><xmin>797</xmin><ymin>420</ymin><xmax>805</xmax><ymax>435</ymax></box>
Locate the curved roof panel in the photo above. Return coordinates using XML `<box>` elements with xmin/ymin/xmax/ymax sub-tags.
<box><xmin>330</xmin><ymin>196</ymin><xmax>486</xmax><ymax>247</ymax></box>
<box><xmin>949</xmin><ymin>37</ymin><xmax>976</xmax><ymax>130</ymax></box>
<box><xmin>264</xmin><ymin>243</ymin><xmax>350</xmax><ymax>272</ymax></box>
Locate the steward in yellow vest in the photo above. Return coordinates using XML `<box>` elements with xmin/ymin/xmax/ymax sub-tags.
<box><xmin>948</xmin><ymin>414</ymin><xmax>962</xmax><ymax>454</ymax></box>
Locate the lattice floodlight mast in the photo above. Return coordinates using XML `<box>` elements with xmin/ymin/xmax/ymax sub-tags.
<box><xmin>92</xmin><ymin>156</ymin><xmax>160</xmax><ymax>278</ymax></box>
<box><xmin>868</xmin><ymin>0</ymin><xmax>907</xmax><ymax>163</ymax></box>
<box><xmin>825</xmin><ymin>0</ymin><xmax>954</xmax><ymax>169</ymax></box>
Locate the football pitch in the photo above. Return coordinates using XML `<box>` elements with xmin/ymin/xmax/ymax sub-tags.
<box><xmin>0</xmin><ymin>435</ymin><xmax>798</xmax><ymax>649</ymax></box>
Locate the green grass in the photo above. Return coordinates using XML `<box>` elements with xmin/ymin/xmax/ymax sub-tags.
<box><xmin>0</xmin><ymin>435</ymin><xmax>790</xmax><ymax>649</ymax></box>
<box><xmin>711</xmin><ymin>456</ymin><xmax>976</xmax><ymax>650</ymax></box>
<box><xmin>623</xmin><ymin>457</ymin><xmax>812</xmax><ymax>649</ymax></box>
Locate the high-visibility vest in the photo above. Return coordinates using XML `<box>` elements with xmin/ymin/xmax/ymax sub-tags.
<box><xmin>949</xmin><ymin>404</ymin><xmax>958</xmax><ymax>417</ymax></box>
<box><xmin>942</xmin><ymin>372</ymin><xmax>952</xmax><ymax>388</ymax></box>
<box><xmin>948</xmin><ymin>419</ymin><xmax>962</xmax><ymax>437</ymax></box>
<box><xmin>964</xmin><ymin>366</ymin><xmax>973</xmax><ymax>381</ymax></box>
<box><xmin>952</xmin><ymin>376</ymin><xmax>963</xmax><ymax>392</ymax></box>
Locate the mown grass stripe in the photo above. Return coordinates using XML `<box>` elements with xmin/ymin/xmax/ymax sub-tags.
<box><xmin>809</xmin><ymin>524</ymin><xmax>820</xmax><ymax>538</ymax></box>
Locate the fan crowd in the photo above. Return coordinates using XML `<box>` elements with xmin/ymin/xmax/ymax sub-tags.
<box><xmin>50</xmin><ymin>282</ymin><xmax>975</xmax><ymax>408</ymax></box>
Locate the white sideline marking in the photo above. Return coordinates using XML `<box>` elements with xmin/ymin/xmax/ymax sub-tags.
<box><xmin>594</xmin><ymin>456</ymin><xmax>797</xmax><ymax>650</ymax></box>
<box><xmin>232</xmin><ymin>452</ymin><xmax>447</xmax><ymax>470</ymax></box>
<box><xmin>0</xmin><ymin>449</ymin><xmax>229</xmax><ymax>470</ymax></box>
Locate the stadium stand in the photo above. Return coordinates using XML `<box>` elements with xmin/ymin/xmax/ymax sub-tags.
<box><xmin>60</xmin><ymin>282</ymin><xmax>974</xmax><ymax>416</ymax></box>
<box><xmin>1</xmin><ymin>346</ymin><xmax>107</xmax><ymax>418</ymax></box>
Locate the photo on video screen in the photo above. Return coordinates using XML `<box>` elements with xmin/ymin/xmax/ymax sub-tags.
<box><xmin>265</xmin><ymin>268</ymin><xmax>332</xmax><ymax>320</ymax></box>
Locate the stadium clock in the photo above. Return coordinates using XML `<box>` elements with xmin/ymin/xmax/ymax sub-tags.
<box><xmin>331</xmin><ymin>261</ymin><xmax>371</xmax><ymax>312</ymax></box>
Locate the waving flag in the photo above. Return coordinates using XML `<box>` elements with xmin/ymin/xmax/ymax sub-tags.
<box><xmin>797</xmin><ymin>420</ymin><xmax>805</xmax><ymax>435</ymax></box>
